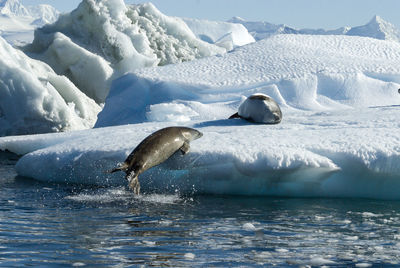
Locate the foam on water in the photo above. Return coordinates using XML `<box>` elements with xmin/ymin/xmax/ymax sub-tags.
<box><xmin>65</xmin><ymin>187</ymin><xmax>130</xmax><ymax>203</ymax></box>
<box><xmin>65</xmin><ymin>187</ymin><xmax>182</xmax><ymax>204</ymax></box>
<box><xmin>135</xmin><ymin>193</ymin><xmax>182</xmax><ymax>204</ymax></box>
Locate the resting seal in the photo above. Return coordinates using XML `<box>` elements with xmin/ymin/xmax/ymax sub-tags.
<box><xmin>108</xmin><ymin>126</ymin><xmax>203</xmax><ymax>194</ymax></box>
<box><xmin>229</xmin><ymin>93</ymin><xmax>282</xmax><ymax>124</ymax></box>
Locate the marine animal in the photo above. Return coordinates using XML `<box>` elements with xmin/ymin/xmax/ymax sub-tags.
<box><xmin>108</xmin><ymin>126</ymin><xmax>203</xmax><ymax>194</ymax></box>
<box><xmin>229</xmin><ymin>93</ymin><xmax>282</xmax><ymax>124</ymax></box>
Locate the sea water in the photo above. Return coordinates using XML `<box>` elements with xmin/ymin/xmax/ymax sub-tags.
<box><xmin>1</xmin><ymin>154</ymin><xmax>400</xmax><ymax>267</ymax></box>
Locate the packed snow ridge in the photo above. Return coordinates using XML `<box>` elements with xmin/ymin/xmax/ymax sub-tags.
<box><xmin>231</xmin><ymin>15</ymin><xmax>400</xmax><ymax>42</ymax></box>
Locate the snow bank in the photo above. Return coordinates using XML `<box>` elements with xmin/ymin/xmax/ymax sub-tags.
<box><xmin>25</xmin><ymin>0</ymin><xmax>225</xmax><ymax>103</ymax></box>
<box><xmin>2</xmin><ymin>106</ymin><xmax>400</xmax><ymax>199</ymax></box>
<box><xmin>182</xmin><ymin>18</ymin><xmax>255</xmax><ymax>50</ymax></box>
<box><xmin>96</xmin><ymin>34</ymin><xmax>400</xmax><ymax>127</ymax></box>
<box><xmin>0</xmin><ymin>36</ymin><xmax>101</xmax><ymax>136</ymax></box>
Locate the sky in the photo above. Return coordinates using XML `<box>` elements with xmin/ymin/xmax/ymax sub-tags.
<box><xmin>21</xmin><ymin>0</ymin><xmax>400</xmax><ymax>30</ymax></box>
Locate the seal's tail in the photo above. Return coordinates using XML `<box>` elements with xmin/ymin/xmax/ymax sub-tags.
<box><xmin>229</xmin><ymin>112</ymin><xmax>240</xmax><ymax>119</ymax></box>
<box><xmin>105</xmin><ymin>162</ymin><xmax>129</xmax><ymax>174</ymax></box>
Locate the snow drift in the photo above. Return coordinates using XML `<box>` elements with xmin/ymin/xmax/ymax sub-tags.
<box><xmin>25</xmin><ymin>0</ymin><xmax>225</xmax><ymax>103</ymax></box>
<box><xmin>96</xmin><ymin>34</ymin><xmax>400</xmax><ymax>127</ymax></box>
<box><xmin>0</xmin><ymin>36</ymin><xmax>101</xmax><ymax>136</ymax></box>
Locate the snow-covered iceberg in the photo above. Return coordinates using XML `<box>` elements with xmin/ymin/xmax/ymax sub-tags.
<box><xmin>25</xmin><ymin>0</ymin><xmax>225</xmax><ymax>103</ymax></box>
<box><xmin>0</xmin><ymin>35</ymin><xmax>101</xmax><ymax>136</ymax></box>
<box><xmin>1</xmin><ymin>32</ymin><xmax>400</xmax><ymax>199</ymax></box>
<box><xmin>231</xmin><ymin>15</ymin><xmax>400</xmax><ymax>42</ymax></box>
<box><xmin>346</xmin><ymin>15</ymin><xmax>400</xmax><ymax>42</ymax></box>
<box><xmin>228</xmin><ymin>16</ymin><xmax>299</xmax><ymax>41</ymax></box>
<box><xmin>0</xmin><ymin>0</ymin><xmax>59</xmax><ymax>45</ymax></box>
<box><xmin>182</xmin><ymin>17</ymin><xmax>255</xmax><ymax>50</ymax></box>
<box><xmin>1</xmin><ymin>106</ymin><xmax>400</xmax><ymax>199</ymax></box>
<box><xmin>96</xmin><ymin>34</ymin><xmax>400</xmax><ymax>127</ymax></box>
<box><xmin>1</xmin><ymin>1</ymin><xmax>400</xmax><ymax>199</ymax></box>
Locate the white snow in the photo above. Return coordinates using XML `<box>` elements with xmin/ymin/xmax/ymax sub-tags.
<box><xmin>30</xmin><ymin>32</ymin><xmax>114</xmax><ymax>103</ymax></box>
<box><xmin>0</xmin><ymin>0</ymin><xmax>30</xmax><ymax>17</ymax></box>
<box><xmin>0</xmin><ymin>0</ymin><xmax>59</xmax><ymax>45</ymax></box>
<box><xmin>96</xmin><ymin>34</ymin><xmax>400</xmax><ymax>127</ymax></box>
<box><xmin>231</xmin><ymin>15</ymin><xmax>400</xmax><ymax>42</ymax></box>
<box><xmin>1</xmin><ymin>105</ymin><xmax>400</xmax><ymax>199</ymax></box>
<box><xmin>25</xmin><ymin>0</ymin><xmax>225</xmax><ymax>103</ymax></box>
<box><xmin>1</xmin><ymin>1</ymin><xmax>400</xmax><ymax>200</ymax></box>
<box><xmin>229</xmin><ymin>16</ymin><xmax>298</xmax><ymax>41</ymax></box>
<box><xmin>0</xmin><ymin>35</ymin><xmax>101</xmax><ymax>136</ymax></box>
<box><xmin>346</xmin><ymin>16</ymin><xmax>400</xmax><ymax>43</ymax></box>
<box><xmin>183</xmin><ymin>17</ymin><xmax>255</xmax><ymax>50</ymax></box>
<box><xmin>28</xmin><ymin>4</ymin><xmax>60</xmax><ymax>26</ymax></box>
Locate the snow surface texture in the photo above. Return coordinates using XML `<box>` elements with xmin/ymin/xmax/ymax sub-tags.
<box><xmin>1</xmin><ymin>1</ymin><xmax>400</xmax><ymax>198</ymax></box>
<box><xmin>1</xmin><ymin>106</ymin><xmax>400</xmax><ymax>199</ymax></box>
<box><xmin>0</xmin><ymin>36</ymin><xmax>101</xmax><ymax>136</ymax></box>
<box><xmin>182</xmin><ymin>18</ymin><xmax>255</xmax><ymax>50</ymax></box>
<box><xmin>230</xmin><ymin>16</ymin><xmax>400</xmax><ymax>42</ymax></box>
<box><xmin>25</xmin><ymin>0</ymin><xmax>225</xmax><ymax>103</ymax></box>
<box><xmin>0</xmin><ymin>0</ymin><xmax>59</xmax><ymax>45</ymax></box>
<box><xmin>2</xmin><ymin>33</ymin><xmax>400</xmax><ymax>199</ymax></box>
<box><xmin>96</xmin><ymin>34</ymin><xmax>400</xmax><ymax>127</ymax></box>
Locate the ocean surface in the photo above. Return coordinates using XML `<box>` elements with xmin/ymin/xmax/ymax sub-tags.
<box><xmin>1</xmin><ymin>152</ymin><xmax>400</xmax><ymax>267</ymax></box>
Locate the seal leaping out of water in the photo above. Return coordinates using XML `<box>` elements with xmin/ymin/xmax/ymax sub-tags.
<box><xmin>108</xmin><ymin>126</ymin><xmax>203</xmax><ymax>195</ymax></box>
<box><xmin>229</xmin><ymin>93</ymin><xmax>282</xmax><ymax>124</ymax></box>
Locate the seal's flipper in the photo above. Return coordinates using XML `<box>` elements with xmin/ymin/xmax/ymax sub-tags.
<box><xmin>180</xmin><ymin>142</ymin><xmax>190</xmax><ymax>155</ymax></box>
<box><xmin>229</xmin><ymin>112</ymin><xmax>240</xmax><ymax>119</ymax></box>
<box><xmin>126</xmin><ymin>171</ymin><xmax>140</xmax><ymax>195</ymax></box>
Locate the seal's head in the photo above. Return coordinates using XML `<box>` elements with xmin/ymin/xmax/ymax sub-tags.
<box><xmin>181</xmin><ymin>127</ymin><xmax>203</xmax><ymax>141</ymax></box>
<box><xmin>238</xmin><ymin>93</ymin><xmax>282</xmax><ymax>124</ymax></box>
